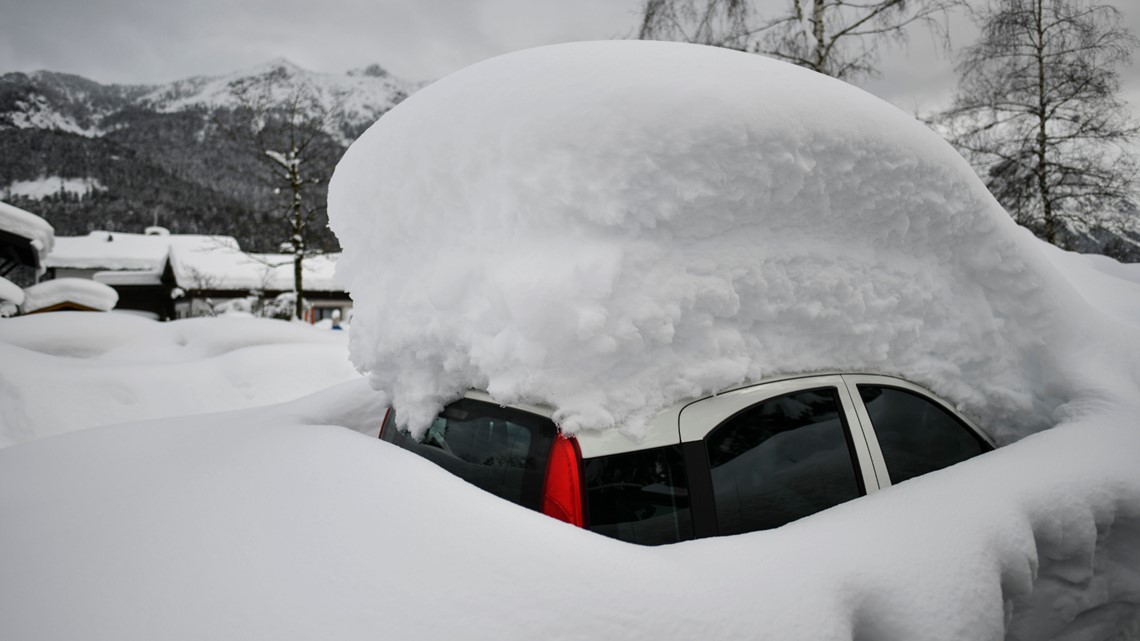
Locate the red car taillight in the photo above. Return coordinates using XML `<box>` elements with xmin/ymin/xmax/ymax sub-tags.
<box><xmin>378</xmin><ymin>407</ymin><xmax>391</xmax><ymax>439</ymax></box>
<box><xmin>541</xmin><ymin>434</ymin><xmax>586</xmax><ymax>528</ymax></box>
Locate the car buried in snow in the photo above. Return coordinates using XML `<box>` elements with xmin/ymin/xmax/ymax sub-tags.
<box><xmin>380</xmin><ymin>373</ymin><xmax>994</xmax><ymax>545</ymax></box>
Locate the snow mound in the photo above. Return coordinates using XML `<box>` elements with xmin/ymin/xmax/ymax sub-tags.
<box><xmin>0</xmin><ymin>381</ymin><xmax>1138</xmax><ymax>640</ymax></box>
<box><xmin>0</xmin><ymin>313</ymin><xmax>359</xmax><ymax>447</ymax></box>
<box><xmin>328</xmin><ymin>41</ymin><xmax>1116</xmax><ymax>440</ymax></box>
<box><xmin>0</xmin><ymin>276</ymin><xmax>24</xmax><ymax>306</ymax></box>
<box><xmin>21</xmin><ymin>277</ymin><xmax>118</xmax><ymax>313</ymax></box>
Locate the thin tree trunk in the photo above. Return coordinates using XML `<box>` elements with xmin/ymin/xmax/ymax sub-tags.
<box><xmin>290</xmin><ymin>156</ymin><xmax>305</xmax><ymax>321</ymax></box>
<box><xmin>294</xmin><ymin>251</ymin><xmax>303</xmax><ymax>320</ymax></box>
<box><xmin>812</xmin><ymin>0</ymin><xmax>827</xmax><ymax>72</ymax></box>
<box><xmin>1034</xmin><ymin>0</ymin><xmax>1056</xmax><ymax>244</ymax></box>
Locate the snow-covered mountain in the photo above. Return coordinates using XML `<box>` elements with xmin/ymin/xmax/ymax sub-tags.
<box><xmin>1</xmin><ymin>59</ymin><xmax>416</xmax><ymax>142</ymax></box>
<box><xmin>0</xmin><ymin>60</ymin><xmax>417</xmax><ymax>251</ymax></box>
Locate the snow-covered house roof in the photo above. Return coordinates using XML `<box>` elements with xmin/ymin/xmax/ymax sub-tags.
<box><xmin>21</xmin><ymin>278</ymin><xmax>118</xmax><ymax>313</ymax></box>
<box><xmin>170</xmin><ymin>245</ymin><xmax>341</xmax><ymax>293</ymax></box>
<box><xmin>46</xmin><ymin>231</ymin><xmax>226</xmax><ymax>272</ymax></box>
<box><xmin>46</xmin><ymin>230</ymin><xmax>343</xmax><ymax>295</ymax></box>
<box><xmin>0</xmin><ymin>201</ymin><xmax>55</xmax><ymax>271</ymax></box>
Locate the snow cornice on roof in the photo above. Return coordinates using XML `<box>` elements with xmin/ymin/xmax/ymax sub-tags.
<box><xmin>0</xmin><ymin>201</ymin><xmax>55</xmax><ymax>261</ymax></box>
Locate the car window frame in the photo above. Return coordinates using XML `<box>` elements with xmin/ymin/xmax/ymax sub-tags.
<box><xmin>839</xmin><ymin>374</ymin><xmax>995</xmax><ymax>489</ymax></box>
<box><xmin>677</xmin><ymin>375</ymin><xmax>882</xmax><ymax>536</ymax></box>
<box><xmin>679</xmin><ymin>374</ymin><xmax>881</xmax><ymax>493</ymax></box>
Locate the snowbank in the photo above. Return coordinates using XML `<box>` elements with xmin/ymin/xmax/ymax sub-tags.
<box><xmin>0</xmin><ymin>200</ymin><xmax>54</xmax><ymax>259</ymax></box>
<box><xmin>0</xmin><ymin>276</ymin><xmax>24</xmax><ymax>306</ymax></box>
<box><xmin>1040</xmin><ymin>243</ymin><xmax>1140</xmax><ymax>326</ymax></box>
<box><xmin>0</xmin><ymin>313</ymin><xmax>359</xmax><ymax>447</ymax></box>
<box><xmin>21</xmin><ymin>277</ymin><xmax>118</xmax><ymax>313</ymax></box>
<box><xmin>0</xmin><ymin>379</ymin><xmax>1137</xmax><ymax>641</ymax></box>
<box><xmin>0</xmin><ymin>276</ymin><xmax>21</xmax><ymax>318</ymax></box>
<box><xmin>329</xmin><ymin>41</ymin><xmax>1119</xmax><ymax>440</ymax></box>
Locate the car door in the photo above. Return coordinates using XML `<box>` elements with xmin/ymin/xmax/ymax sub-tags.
<box><xmin>677</xmin><ymin>375</ymin><xmax>880</xmax><ymax>537</ymax></box>
<box><xmin>840</xmin><ymin>374</ymin><xmax>994</xmax><ymax>489</ymax></box>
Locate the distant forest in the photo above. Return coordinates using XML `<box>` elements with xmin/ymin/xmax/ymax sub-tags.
<box><xmin>0</xmin><ymin>112</ymin><xmax>341</xmax><ymax>253</ymax></box>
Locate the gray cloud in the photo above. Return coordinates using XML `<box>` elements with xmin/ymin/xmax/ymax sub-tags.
<box><xmin>0</xmin><ymin>0</ymin><xmax>640</xmax><ymax>84</ymax></box>
<box><xmin>0</xmin><ymin>0</ymin><xmax>1136</xmax><ymax>116</ymax></box>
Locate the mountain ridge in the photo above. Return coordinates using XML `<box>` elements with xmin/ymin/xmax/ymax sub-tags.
<box><xmin>0</xmin><ymin>60</ymin><xmax>417</xmax><ymax>252</ymax></box>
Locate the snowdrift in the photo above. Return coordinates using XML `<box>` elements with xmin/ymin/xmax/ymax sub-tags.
<box><xmin>0</xmin><ymin>380</ymin><xmax>1138</xmax><ymax>641</ymax></box>
<box><xmin>329</xmin><ymin>41</ymin><xmax>1123</xmax><ymax>441</ymax></box>
<box><xmin>0</xmin><ymin>313</ymin><xmax>359</xmax><ymax>447</ymax></box>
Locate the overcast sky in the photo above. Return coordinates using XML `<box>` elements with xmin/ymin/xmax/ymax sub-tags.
<box><xmin>1</xmin><ymin>0</ymin><xmax>1138</xmax><ymax>115</ymax></box>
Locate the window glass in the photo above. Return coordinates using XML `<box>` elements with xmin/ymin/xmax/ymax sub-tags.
<box><xmin>857</xmin><ymin>385</ymin><xmax>989</xmax><ymax>485</ymax></box>
<box><xmin>584</xmin><ymin>446</ymin><xmax>692</xmax><ymax>546</ymax></box>
<box><xmin>706</xmin><ymin>388</ymin><xmax>863</xmax><ymax>535</ymax></box>
<box><xmin>380</xmin><ymin>399</ymin><xmax>557</xmax><ymax>510</ymax></box>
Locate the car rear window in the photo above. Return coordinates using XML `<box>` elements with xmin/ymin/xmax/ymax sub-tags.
<box><xmin>381</xmin><ymin>398</ymin><xmax>558</xmax><ymax>510</ymax></box>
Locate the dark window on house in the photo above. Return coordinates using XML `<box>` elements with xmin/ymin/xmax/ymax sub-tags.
<box><xmin>706</xmin><ymin>388</ymin><xmax>863</xmax><ymax>535</ymax></box>
<box><xmin>380</xmin><ymin>399</ymin><xmax>557</xmax><ymax>510</ymax></box>
<box><xmin>857</xmin><ymin>385</ymin><xmax>990</xmax><ymax>485</ymax></box>
<box><xmin>584</xmin><ymin>446</ymin><xmax>692</xmax><ymax>545</ymax></box>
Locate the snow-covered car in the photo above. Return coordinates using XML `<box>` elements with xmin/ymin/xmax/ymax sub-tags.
<box><xmin>381</xmin><ymin>373</ymin><xmax>993</xmax><ymax>545</ymax></box>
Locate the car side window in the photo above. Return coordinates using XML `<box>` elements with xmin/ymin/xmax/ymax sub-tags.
<box><xmin>705</xmin><ymin>387</ymin><xmax>864</xmax><ymax>535</ymax></box>
<box><xmin>857</xmin><ymin>385</ymin><xmax>990</xmax><ymax>485</ymax></box>
<box><xmin>583</xmin><ymin>445</ymin><xmax>692</xmax><ymax>546</ymax></box>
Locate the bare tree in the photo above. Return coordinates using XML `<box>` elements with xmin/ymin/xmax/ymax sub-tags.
<box><xmin>638</xmin><ymin>0</ymin><xmax>961</xmax><ymax>80</ymax></box>
<box><xmin>942</xmin><ymin>0</ymin><xmax>1138</xmax><ymax>248</ymax></box>
<box><xmin>215</xmin><ymin>73</ymin><xmax>342</xmax><ymax>319</ymax></box>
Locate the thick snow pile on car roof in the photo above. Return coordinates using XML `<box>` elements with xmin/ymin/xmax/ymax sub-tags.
<box><xmin>329</xmin><ymin>40</ymin><xmax>1109</xmax><ymax>440</ymax></box>
<box><xmin>0</xmin><ymin>313</ymin><xmax>359</xmax><ymax>447</ymax></box>
<box><xmin>21</xmin><ymin>277</ymin><xmax>119</xmax><ymax>313</ymax></box>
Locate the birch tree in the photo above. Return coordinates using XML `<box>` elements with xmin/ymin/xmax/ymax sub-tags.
<box><xmin>944</xmin><ymin>0</ymin><xmax>1138</xmax><ymax>248</ymax></box>
<box><xmin>218</xmin><ymin>75</ymin><xmax>342</xmax><ymax>319</ymax></box>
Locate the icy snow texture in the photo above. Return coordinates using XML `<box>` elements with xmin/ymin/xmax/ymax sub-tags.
<box><xmin>0</xmin><ymin>200</ymin><xmax>54</xmax><ymax>259</ymax></box>
<box><xmin>329</xmin><ymin>41</ymin><xmax>1098</xmax><ymax>440</ymax></box>
<box><xmin>21</xmin><ymin>277</ymin><xmax>118</xmax><ymax>313</ymax></box>
<box><xmin>0</xmin><ymin>313</ymin><xmax>358</xmax><ymax>447</ymax></box>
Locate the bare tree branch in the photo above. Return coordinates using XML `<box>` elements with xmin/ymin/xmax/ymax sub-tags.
<box><xmin>938</xmin><ymin>0</ymin><xmax>1139</xmax><ymax>252</ymax></box>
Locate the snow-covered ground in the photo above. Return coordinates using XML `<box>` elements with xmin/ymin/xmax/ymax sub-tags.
<box><xmin>0</xmin><ymin>301</ymin><xmax>1138</xmax><ymax>640</ymax></box>
<box><xmin>0</xmin><ymin>313</ymin><xmax>359</xmax><ymax>447</ymax></box>
<box><xmin>2</xmin><ymin>41</ymin><xmax>1140</xmax><ymax>640</ymax></box>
